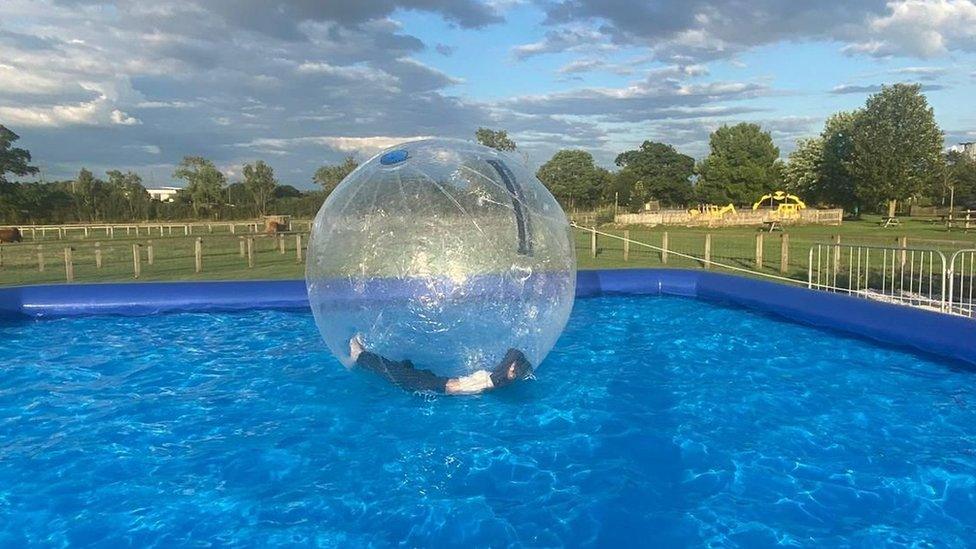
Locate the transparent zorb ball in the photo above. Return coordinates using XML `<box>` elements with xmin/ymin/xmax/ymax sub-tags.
<box><xmin>306</xmin><ymin>139</ymin><xmax>576</xmax><ymax>378</ymax></box>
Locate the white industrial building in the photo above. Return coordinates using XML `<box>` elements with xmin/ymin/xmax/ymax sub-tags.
<box><xmin>147</xmin><ymin>186</ymin><xmax>181</xmax><ymax>202</ymax></box>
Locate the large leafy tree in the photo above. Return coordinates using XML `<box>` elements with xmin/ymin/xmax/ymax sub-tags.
<box><xmin>173</xmin><ymin>156</ymin><xmax>226</xmax><ymax>218</ymax></box>
<box><xmin>242</xmin><ymin>160</ymin><xmax>277</xmax><ymax>215</ymax></box>
<box><xmin>0</xmin><ymin>125</ymin><xmax>38</xmax><ymax>185</ymax></box>
<box><xmin>695</xmin><ymin>123</ymin><xmax>781</xmax><ymax>205</ymax></box>
<box><xmin>849</xmin><ymin>83</ymin><xmax>943</xmax><ymax>216</ymax></box>
<box><xmin>536</xmin><ymin>149</ymin><xmax>609</xmax><ymax>210</ymax></box>
<box><xmin>0</xmin><ymin>126</ymin><xmax>40</xmax><ymax>221</ymax></box>
<box><xmin>818</xmin><ymin>111</ymin><xmax>860</xmax><ymax>213</ymax></box>
<box><xmin>314</xmin><ymin>156</ymin><xmax>358</xmax><ymax>196</ymax></box>
<box><xmin>475</xmin><ymin>127</ymin><xmax>516</xmax><ymax>151</ymax></box>
<box><xmin>614</xmin><ymin>141</ymin><xmax>694</xmax><ymax>206</ymax></box>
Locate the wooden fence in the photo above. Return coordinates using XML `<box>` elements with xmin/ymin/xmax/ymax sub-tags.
<box><xmin>0</xmin><ymin>232</ymin><xmax>309</xmax><ymax>285</ymax></box>
<box><xmin>614</xmin><ymin>208</ymin><xmax>844</xmax><ymax>227</ymax></box>
<box><xmin>7</xmin><ymin>219</ymin><xmax>315</xmax><ymax>241</ymax></box>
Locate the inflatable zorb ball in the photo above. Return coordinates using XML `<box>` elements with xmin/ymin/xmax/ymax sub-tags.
<box><xmin>306</xmin><ymin>139</ymin><xmax>576</xmax><ymax>379</ymax></box>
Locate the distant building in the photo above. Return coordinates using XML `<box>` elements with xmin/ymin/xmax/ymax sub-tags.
<box><xmin>962</xmin><ymin>142</ymin><xmax>976</xmax><ymax>161</ymax></box>
<box><xmin>147</xmin><ymin>186</ymin><xmax>181</xmax><ymax>202</ymax></box>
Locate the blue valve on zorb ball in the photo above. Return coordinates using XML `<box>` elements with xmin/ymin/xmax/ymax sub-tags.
<box><xmin>305</xmin><ymin>139</ymin><xmax>576</xmax><ymax>392</ymax></box>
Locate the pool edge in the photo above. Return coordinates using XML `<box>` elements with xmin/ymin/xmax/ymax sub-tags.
<box><xmin>2</xmin><ymin>269</ymin><xmax>974</xmax><ymax>366</ymax></box>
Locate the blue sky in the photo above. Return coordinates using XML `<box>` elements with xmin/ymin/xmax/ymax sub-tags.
<box><xmin>1</xmin><ymin>0</ymin><xmax>975</xmax><ymax>188</ymax></box>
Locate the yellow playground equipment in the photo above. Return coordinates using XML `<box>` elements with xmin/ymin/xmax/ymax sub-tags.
<box><xmin>689</xmin><ymin>203</ymin><xmax>737</xmax><ymax>221</ymax></box>
<box><xmin>752</xmin><ymin>191</ymin><xmax>806</xmax><ymax>219</ymax></box>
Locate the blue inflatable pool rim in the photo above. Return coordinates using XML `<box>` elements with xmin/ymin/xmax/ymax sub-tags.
<box><xmin>1</xmin><ymin>269</ymin><xmax>973</xmax><ymax>367</ymax></box>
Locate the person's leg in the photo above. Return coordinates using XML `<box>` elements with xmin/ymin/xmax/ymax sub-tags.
<box><xmin>350</xmin><ymin>336</ymin><xmax>449</xmax><ymax>393</ymax></box>
<box><xmin>348</xmin><ymin>337</ymin><xmax>530</xmax><ymax>394</ymax></box>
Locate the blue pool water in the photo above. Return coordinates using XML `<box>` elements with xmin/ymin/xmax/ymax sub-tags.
<box><xmin>1</xmin><ymin>296</ymin><xmax>975</xmax><ymax>546</ymax></box>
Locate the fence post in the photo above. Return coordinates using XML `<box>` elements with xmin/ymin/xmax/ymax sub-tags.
<box><xmin>83</xmin><ymin>227</ymin><xmax>89</xmax><ymax>238</ymax></box>
<box><xmin>296</xmin><ymin>234</ymin><xmax>303</xmax><ymax>263</ymax></box>
<box><xmin>37</xmin><ymin>245</ymin><xmax>45</xmax><ymax>272</ymax></box>
<box><xmin>661</xmin><ymin>232</ymin><xmax>669</xmax><ymax>264</ymax></box>
<box><xmin>132</xmin><ymin>243</ymin><xmax>141</xmax><ymax>279</ymax></box>
<box><xmin>898</xmin><ymin>236</ymin><xmax>907</xmax><ymax>268</ymax></box>
<box><xmin>95</xmin><ymin>242</ymin><xmax>102</xmax><ymax>269</ymax></box>
<box><xmin>780</xmin><ymin>233</ymin><xmax>790</xmax><ymax>274</ymax></box>
<box><xmin>590</xmin><ymin>228</ymin><xmax>597</xmax><ymax>258</ymax></box>
<box><xmin>194</xmin><ymin>237</ymin><xmax>203</xmax><ymax>273</ymax></box>
<box><xmin>147</xmin><ymin>240</ymin><xmax>154</xmax><ymax>265</ymax></box>
<box><xmin>755</xmin><ymin>233</ymin><xmax>764</xmax><ymax>269</ymax></box>
<box><xmin>623</xmin><ymin>230</ymin><xmax>630</xmax><ymax>262</ymax></box>
<box><xmin>64</xmin><ymin>247</ymin><xmax>74</xmax><ymax>282</ymax></box>
<box><xmin>246</xmin><ymin>237</ymin><xmax>254</xmax><ymax>268</ymax></box>
<box><xmin>239</xmin><ymin>237</ymin><xmax>246</xmax><ymax>257</ymax></box>
<box><xmin>231</xmin><ymin>223</ymin><xmax>236</xmax><ymax>234</ymax></box>
<box><xmin>832</xmin><ymin>235</ymin><xmax>841</xmax><ymax>282</ymax></box>
<box><xmin>278</xmin><ymin>234</ymin><xmax>286</xmax><ymax>254</ymax></box>
<box><xmin>703</xmin><ymin>233</ymin><xmax>712</xmax><ymax>269</ymax></box>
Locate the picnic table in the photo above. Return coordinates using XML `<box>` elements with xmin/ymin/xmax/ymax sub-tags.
<box><xmin>881</xmin><ymin>216</ymin><xmax>900</xmax><ymax>228</ymax></box>
<box><xmin>760</xmin><ymin>220</ymin><xmax>782</xmax><ymax>232</ymax></box>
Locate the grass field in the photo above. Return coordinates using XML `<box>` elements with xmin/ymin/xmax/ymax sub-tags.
<box><xmin>1</xmin><ymin>214</ymin><xmax>974</xmax><ymax>287</ymax></box>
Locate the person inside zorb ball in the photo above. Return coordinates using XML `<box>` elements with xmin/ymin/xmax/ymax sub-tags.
<box><xmin>306</xmin><ymin>139</ymin><xmax>576</xmax><ymax>395</ymax></box>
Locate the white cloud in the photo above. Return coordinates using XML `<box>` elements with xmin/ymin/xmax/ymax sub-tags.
<box><xmin>512</xmin><ymin>27</ymin><xmax>615</xmax><ymax>59</ymax></box>
<box><xmin>849</xmin><ymin>0</ymin><xmax>976</xmax><ymax>57</ymax></box>
<box><xmin>0</xmin><ymin>63</ymin><xmax>66</xmax><ymax>94</ymax></box>
<box><xmin>233</xmin><ymin>135</ymin><xmax>434</xmax><ymax>156</ymax></box>
<box><xmin>136</xmin><ymin>100</ymin><xmax>198</xmax><ymax>109</ymax></box>
<box><xmin>0</xmin><ymin>99</ymin><xmax>141</xmax><ymax>128</ymax></box>
<box><xmin>110</xmin><ymin>109</ymin><xmax>141</xmax><ymax>125</ymax></box>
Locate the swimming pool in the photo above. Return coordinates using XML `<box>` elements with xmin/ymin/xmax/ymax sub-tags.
<box><xmin>2</xmin><ymin>288</ymin><xmax>975</xmax><ymax>545</ymax></box>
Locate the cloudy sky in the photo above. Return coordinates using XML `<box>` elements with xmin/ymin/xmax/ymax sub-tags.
<box><xmin>2</xmin><ymin>0</ymin><xmax>975</xmax><ymax>188</ymax></box>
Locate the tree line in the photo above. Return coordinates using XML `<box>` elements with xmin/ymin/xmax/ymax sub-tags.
<box><xmin>2</xmin><ymin>83</ymin><xmax>974</xmax><ymax>225</ymax></box>
<box><xmin>532</xmin><ymin>84</ymin><xmax>974</xmax><ymax>216</ymax></box>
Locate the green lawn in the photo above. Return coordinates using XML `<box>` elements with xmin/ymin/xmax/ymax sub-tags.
<box><xmin>1</xmin><ymin>214</ymin><xmax>974</xmax><ymax>287</ymax></box>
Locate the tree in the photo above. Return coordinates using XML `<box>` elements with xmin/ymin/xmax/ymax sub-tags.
<box><xmin>818</xmin><ymin>111</ymin><xmax>860</xmax><ymax>213</ymax></box>
<box><xmin>0</xmin><ymin>125</ymin><xmax>38</xmax><ymax>185</ymax></box>
<box><xmin>173</xmin><ymin>156</ymin><xmax>226</xmax><ymax>218</ymax></box>
<box><xmin>695</xmin><ymin>123</ymin><xmax>781</xmax><ymax>205</ymax></box>
<box><xmin>242</xmin><ymin>160</ymin><xmax>277</xmax><ymax>215</ymax></box>
<box><xmin>314</xmin><ymin>156</ymin><xmax>358</xmax><ymax>196</ymax></box>
<box><xmin>536</xmin><ymin>150</ymin><xmax>608</xmax><ymax>210</ymax></box>
<box><xmin>603</xmin><ymin>170</ymin><xmax>647</xmax><ymax>211</ymax></box>
<box><xmin>106</xmin><ymin>170</ymin><xmax>150</xmax><ymax>220</ymax></box>
<box><xmin>941</xmin><ymin>150</ymin><xmax>976</xmax><ymax>209</ymax></box>
<box><xmin>614</xmin><ymin>141</ymin><xmax>694</xmax><ymax>206</ymax></box>
<box><xmin>782</xmin><ymin>137</ymin><xmax>824</xmax><ymax>198</ymax></box>
<box><xmin>849</xmin><ymin>83</ymin><xmax>943</xmax><ymax>216</ymax></box>
<box><xmin>475</xmin><ymin>127</ymin><xmax>516</xmax><ymax>151</ymax></box>
<box><xmin>274</xmin><ymin>185</ymin><xmax>302</xmax><ymax>199</ymax></box>
<box><xmin>71</xmin><ymin>168</ymin><xmax>101</xmax><ymax>222</ymax></box>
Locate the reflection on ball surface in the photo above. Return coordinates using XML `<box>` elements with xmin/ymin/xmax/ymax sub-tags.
<box><xmin>306</xmin><ymin>139</ymin><xmax>576</xmax><ymax>378</ymax></box>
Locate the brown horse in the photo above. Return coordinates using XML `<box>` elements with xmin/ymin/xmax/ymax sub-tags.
<box><xmin>0</xmin><ymin>228</ymin><xmax>22</xmax><ymax>243</ymax></box>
